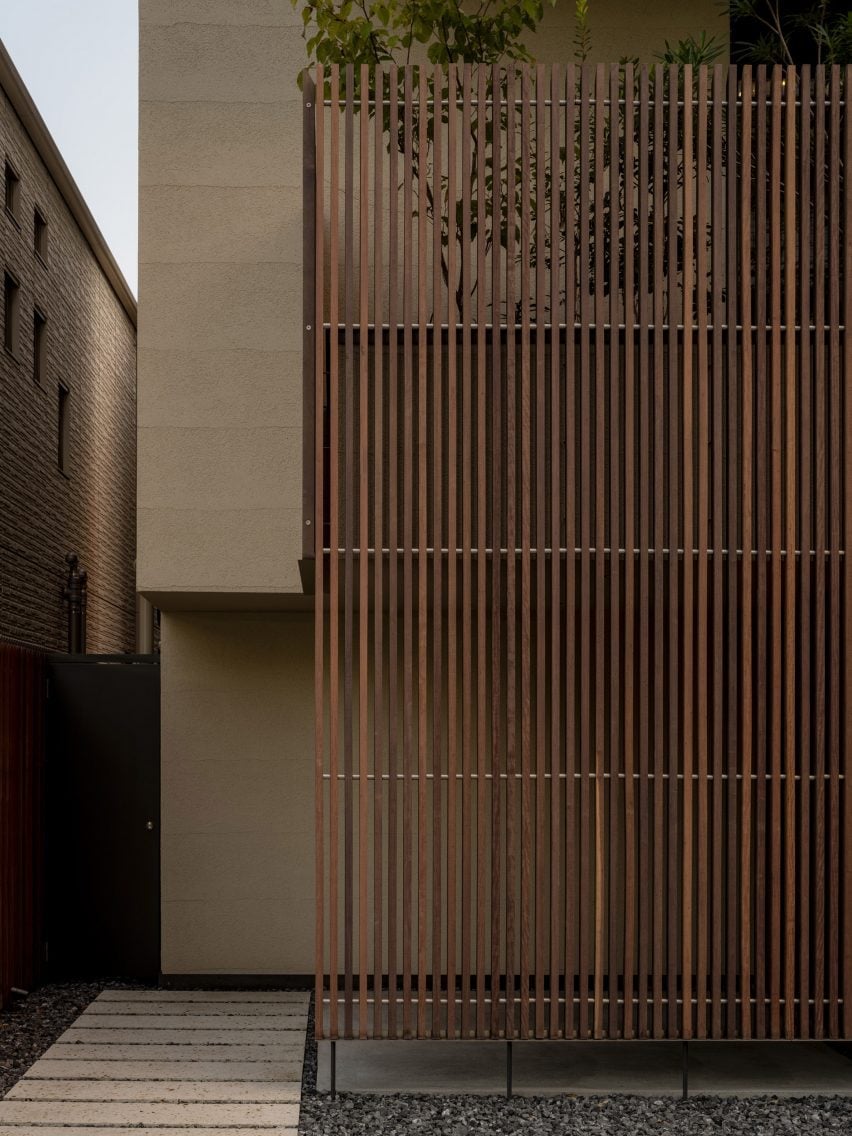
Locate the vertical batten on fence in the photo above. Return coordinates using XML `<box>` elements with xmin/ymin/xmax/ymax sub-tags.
<box><xmin>563</xmin><ymin>62</ymin><xmax>577</xmax><ymax>1042</ymax></box>
<box><xmin>739</xmin><ymin>62</ymin><xmax>753</xmax><ymax>1043</ymax></box>
<box><xmin>844</xmin><ymin>62</ymin><xmax>852</xmax><ymax>1042</ymax></box>
<box><xmin>312</xmin><ymin>63</ymin><xmax>851</xmax><ymax>1043</ymax></box>
<box><xmin>681</xmin><ymin>61</ymin><xmax>695</xmax><ymax>1044</ymax></box>
<box><xmin>621</xmin><ymin>62</ymin><xmax>636</xmax><ymax>1043</ymax></box>
<box><xmin>432</xmin><ymin>63</ymin><xmax>444</xmax><ymax>1043</ymax></box>
<box><xmin>311</xmin><ymin>64</ymin><xmax>324</xmax><ymax>1037</ymax></box>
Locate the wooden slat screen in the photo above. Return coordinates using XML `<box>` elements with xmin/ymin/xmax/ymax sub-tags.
<box><xmin>311</xmin><ymin>63</ymin><xmax>852</xmax><ymax>1041</ymax></box>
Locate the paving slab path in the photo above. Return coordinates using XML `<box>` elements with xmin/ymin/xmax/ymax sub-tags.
<box><xmin>0</xmin><ymin>988</ymin><xmax>309</xmax><ymax>1134</ymax></box>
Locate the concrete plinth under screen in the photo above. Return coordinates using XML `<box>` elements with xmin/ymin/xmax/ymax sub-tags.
<box><xmin>317</xmin><ymin>1039</ymin><xmax>852</xmax><ymax>1096</ymax></box>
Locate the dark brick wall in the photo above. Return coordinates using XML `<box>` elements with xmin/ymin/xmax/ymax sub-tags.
<box><xmin>0</xmin><ymin>84</ymin><xmax>136</xmax><ymax>653</ymax></box>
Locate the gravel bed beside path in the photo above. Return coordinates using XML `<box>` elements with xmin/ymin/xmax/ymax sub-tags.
<box><xmin>299</xmin><ymin>1092</ymin><xmax>852</xmax><ymax>1135</ymax></box>
<box><xmin>302</xmin><ymin>990</ymin><xmax>318</xmax><ymax>1097</ymax></box>
<box><xmin>299</xmin><ymin>1009</ymin><xmax>852</xmax><ymax>1135</ymax></box>
<box><xmin>0</xmin><ymin>979</ymin><xmax>147</xmax><ymax>1098</ymax></box>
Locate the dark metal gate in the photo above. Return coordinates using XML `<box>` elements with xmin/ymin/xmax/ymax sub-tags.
<box><xmin>47</xmin><ymin>655</ymin><xmax>160</xmax><ymax>981</ymax></box>
<box><xmin>0</xmin><ymin>640</ymin><xmax>46</xmax><ymax>1008</ymax></box>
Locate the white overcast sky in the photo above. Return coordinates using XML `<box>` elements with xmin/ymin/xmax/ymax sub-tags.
<box><xmin>2</xmin><ymin>1</ymin><xmax>138</xmax><ymax>294</ymax></box>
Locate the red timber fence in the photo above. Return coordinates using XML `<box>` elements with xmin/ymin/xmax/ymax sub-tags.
<box><xmin>0</xmin><ymin>640</ymin><xmax>46</xmax><ymax>1009</ymax></box>
<box><xmin>307</xmin><ymin>62</ymin><xmax>852</xmax><ymax>1041</ymax></box>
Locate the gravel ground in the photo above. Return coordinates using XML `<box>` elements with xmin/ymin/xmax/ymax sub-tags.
<box><xmin>299</xmin><ymin>1092</ymin><xmax>852</xmax><ymax>1135</ymax></box>
<box><xmin>0</xmin><ymin>979</ymin><xmax>148</xmax><ymax>1098</ymax></box>
<box><xmin>302</xmin><ymin>992</ymin><xmax>318</xmax><ymax>1096</ymax></box>
<box><xmin>299</xmin><ymin>1014</ymin><xmax>852</xmax><ymax>1135</ymax></box>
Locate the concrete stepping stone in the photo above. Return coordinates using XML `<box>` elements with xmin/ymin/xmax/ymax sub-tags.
<box><xmin>7</xmin><ymin>1078</ymin><xmax>301</xmax><ymax>1102</ymax></box>
<box><xmin>23</xmin><ymin>1058</ymin><xmax>301</xmax><ymax>1081</ymax></box>
<box><xmin>0</xmin><ymin>1099</ymin><xmax>300</xmax><ymax>1125</ymax></box>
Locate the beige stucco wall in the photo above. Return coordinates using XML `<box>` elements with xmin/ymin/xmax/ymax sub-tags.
<box><xmin>138</xmin><ymin>1</ymin><xmax>306</xmax><ymax>601</ymax></box>
<box><xmin>161</xmin><ymin>610</ymin><xmax>314</xmax><ymax>974</ymax></box>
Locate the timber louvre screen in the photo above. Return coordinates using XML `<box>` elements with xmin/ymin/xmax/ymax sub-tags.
<box><xmin>310</xmin><ymin>62</ymin><xmax>852</xmax><ymax>1041</ymax></box>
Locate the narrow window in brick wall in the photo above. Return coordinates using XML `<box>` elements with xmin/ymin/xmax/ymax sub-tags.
<box><xmin>33</xmin><ymin>309</ymin><xmax>46</xmax><ymax>383</ymax></box>
<box><xmin>34</xmin><ymin>207</ymin><xmax>48</xmax><ymax>260</ymax></box>
<box><xmin>58</xmin><ymin>382</ymin><xmax>71</xmax><ymax>474</ymax></box>
<box><xmin>4</xmin><ymin>271</ymin><xmax>20</xmax><ymax>356</ymax></box>
<box><xmin>4</xmin><ymin>160</ymin><xmax>20</xmax><ymax>221</ymax></box>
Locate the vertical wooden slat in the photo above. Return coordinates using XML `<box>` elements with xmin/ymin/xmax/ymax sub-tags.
<box><xmin>651</xmin><ymin>62</ymin><xmax>665</xmax><ymax>1042</ymax></box>
<box><xmin>534</xmin><ymin>61</ymin><xmax>548</xmax><ymax>1042</ymax></box>
<box><xmin>694</xmin><ymin>64</ymin><xmax>710</xmax><ymax>1041</ymax></box>
<box><xmin>401</xmin><ymin>65</ymin><xmax>415</xmax><ymax>1038</ymax></box>
<box><xmin>548</xmin><ymin>62</ymin><xmax>562</xmax><ymax>1041</ymax></box>
<box><xmin>386</xmin><ymin>64</ymin><xmax>400</xmax><ymax>1041</ymax></box>
<box><xmin>607</xmin><ymin>61</ymin><xmax>621</xmax><ymax>1041</ymax></box>
<box><xmin>304</xmin><ymin>72</ymin><xmax>317</xmax><ymax>565</ymax></box>
<box><xmin>358</xmin><ymin>61</ymin><xmax>371</xmax><ymax>1039</ymax></box>
<box><xmin>475</xmin><ymin>62</ymin><xmax>489</xmax><ymax>1040</ymax></box>
<box><xmin>783</xmin><ymin>66</ymin><xmax>798</xmax><ymax>1041</ymax></box>
<box><xmin>710</xmin><ymin>63</ymin><xmax>725</xmax><ymax>1042</ymax></box>
<box><xmin>445</xmin><ymin>63</ymin><xmax>459</xmax><ymax>1040</ymax></box>
<box><xmin>519</xmin><ymin>63</ymin><xmax>533</xmax><ymax>1042</ymax></box>
<box><xmin>666</xmin><ymin>62</ymin><xmax>681</xmax><ymax>1041</ymax></box>
<box><xmin>372</xmin><ymin>67</ymin><xmax>385</xmax><ymax>1042</ymax></box>
<box><xmin>621</xmin><ymin>62</ymin><xmax>636</xmax><ymax>1043</ymax></box>
<box><xmin>416</xmin><ymin>64</ymin><xmax>430</xmax><ymax>1040</ymax></box>
<box><xmin>636</xmin><ymin>64</ymin><xmax>651</xmax><ymax>1041</ymax></box>
<box><xmin>460</xmin><ymin>61</ymin><xmax>473</xmax><ymax>1038</ymax></box>
<box><xmin>342</xmin><ymin>62</ymin><xmax>356</xmax><ymax>1039</ymax></box>
<box><xmin>725</xmin><ymin>63</ymin><xmax>740</xmax><ymax>1043</ymax></box>
<box><xmin>768</xmin><ymin>64</ymin><xmax>783</xmax><ymax>1041</ymax></box>
<box><xmin>577</xmin><ymin>61</ymin><xmax>593</xmax><ymax>1041</ymax></box>
<box><xmin>753</xmin><ymin>64</ymin><xmax>769</xmax><ymax>1043</ymax></box>
<box><xmin>503</xmin><ymin>64</ymin><xmax>517</xmax><ymax>1044</ymax></box>
<box><xmin>843</xmin><ymin>61</ymin><xmax>852</xmax><ymax>1042</ymax></box>
<box><xmin>312</xmin><ymin>66</ymin><xmax>325</xmax><ymax>1038</ymax></box>
<box><xmin>563</xmin><ymin>63</ymin><xmax>577</xmax><ymax>1041</ymax></box>
<box><xmin>327</xmin><ymin>64</ymin><xmax>341</xmax><ymax>1041</ymax></box>
<box><xmin>828</xmin><ymin>63</ymin><xmax>842</xmax><ymax>1041</ymax></box>
<box><xmin>739</xmin><ymin>63</ymin><xmax>754</xmax><ymax>1043</ymax></box>
<box><xmin>592</xmin><ymin>61</ymin><xmax>607</xmax><ymax>1041</ymax></box>
<box><xmin>681</xmin><ymin>63</ymin><xmax>695</xmax><ymax>1044</ymax></box>
<box><xmin>490</xmin><ymin>65</ymin><xmax>504</xmax><ymax>1042</ymax></box>
<box><xmin>797</xmin><ymin>63</ymin><xmax>812</xmax><ymax>1044</ymax></box>
<box><xmin>813</xmin><ymin>63</ymin><xmax>826</xmax><ymax>1041</ymax></box>
<box><xmin>431</xmin><ymin>63</ymin><xmax>444</xmax><ymax>1043</ymax></box>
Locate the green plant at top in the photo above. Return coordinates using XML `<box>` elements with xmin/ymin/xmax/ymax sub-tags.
<box><xmin>296</xmin><ymin>0</ymin><xmax>562</xmax><ymax>318</ymax></box>
<box><xmin>655</xmin><ymin>30</ymin><xmax>726</xmax><ymax>66</ymax></box>
<box><xmin>295</xmin><ymin>1</ymin><xmax>731</xmax><ymax>322</ymax></box>
<box><xmin>297</xmin><ymin>0</ymin><xmax>559</xmax><ymax>67</ymax></box>
<box><xmin>730</xmin><ymin>0</ymin><xmax>852</xmax><ymax>64</ymax></box>
<box><xmin>573</xmin><ymin>0</ymin><xmax>592</xmax><ymax>63</ymax></box>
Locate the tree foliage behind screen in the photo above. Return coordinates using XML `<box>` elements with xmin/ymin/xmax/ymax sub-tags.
<box><xmin>296</xmin><ymin>0</ymin><xmax>559</xmax><ymax>67</ymax></box>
